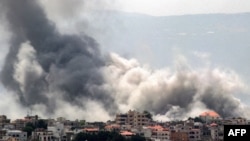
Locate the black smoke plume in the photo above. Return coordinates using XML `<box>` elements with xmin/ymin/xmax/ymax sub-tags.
<box><xmin>0</xmin><ymin>0</ymin><xmax>116</xmax><ymax>114</ymax></box>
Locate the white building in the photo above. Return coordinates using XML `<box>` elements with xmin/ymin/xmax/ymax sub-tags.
<box><xmin>47</xmin><ymin>122</ymin><xmax>66</xmax><ymax>141</ymax></box>
<box><xmin>5</xmin><ymin>130</ymin><xmax>27</xmax><ymax>141</ymax></box>
<box><xmin>140</xmin><ymin>127</ymin><xmax>152</xmax><ymax>139</ymax></box>
<box><xmin>3</xmin><ymin>124</ymin><xmax>15</xmax><ymax>130</ymax></box>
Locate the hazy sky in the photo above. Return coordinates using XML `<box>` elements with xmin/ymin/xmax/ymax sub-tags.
<box><xmin>108</xmin><ymin>0</ymin><xmax>250</xmax><ymax>16</ymax></box>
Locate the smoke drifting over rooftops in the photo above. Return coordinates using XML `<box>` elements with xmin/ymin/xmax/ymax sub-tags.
<box><xmin>0</xmin><ymin>0</ymin><xmax>249</xmax><ymax>121</ymax></box>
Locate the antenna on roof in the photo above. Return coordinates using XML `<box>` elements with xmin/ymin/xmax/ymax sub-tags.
<box><xmin>27</xmin><ymin>110</ymin><xmax>29</xmax><ymax>116</ymax></box>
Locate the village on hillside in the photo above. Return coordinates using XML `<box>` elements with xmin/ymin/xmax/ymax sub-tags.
<box><xmin>0</xmin><ymin>110</ymin><xmax>249</xmax><ymax>141</ymax></box>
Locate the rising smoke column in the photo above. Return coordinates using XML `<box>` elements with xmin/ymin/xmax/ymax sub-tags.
<box><xmin>0</xmin><ymin>0</ymin><xmax>116</xmax><ymax>114</ymax></box>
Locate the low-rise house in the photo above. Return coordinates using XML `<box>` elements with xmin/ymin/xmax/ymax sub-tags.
<box><xmin>223</xmin><ymin>117</ymin><xmax>247</xmax><ymax>125</ymax></box>
<box><xmin>1</xmin><ymin>136</ymin><xmax>18</xmax><ymax>141</ymax></box>
<box><xmin>120</xmin><ymin>131</ymin><xmax>135</xmax><ymax>138</ymax></box>
<box><xmin>104</xmin><ymin>124</ymin><xmax>120</xmax><ymax>131</ymax></box>
<box><xmin>199</xmin><ymin>111</ymin><xmax>221</xmax><ymax>123</ymax></box>
<box><xmin>32</xmin><ymin>129</ymin><xmax>54</xmax><ymax>141</ymax></box>
<box><xmin>82</xmin><ymin>128</ymin><xmax>99</xmax><ymax>134</ymax></box>
<box><xmin>5</xmin><ymin>130</ymin><xmax>27</xmax><ymax>141</ymax></box>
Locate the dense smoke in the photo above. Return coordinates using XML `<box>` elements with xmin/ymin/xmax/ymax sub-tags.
<box><xmin>0</xmin><ymin>0</ymin><xmax>116</xmax><ymax>115</ymax></box>
<box><xmin>0</xmin><ymin>0</ymin><xmax>249</xmax><ymax>121</ymax></box>
<box><xmin>103</xmin><ymin>53</ymin><xmax>248</xmax><ymax>119</ymax></box>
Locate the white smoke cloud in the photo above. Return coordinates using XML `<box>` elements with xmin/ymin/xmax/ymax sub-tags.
<box><xmin>0</xmin><ymin>88</ymin><xmax>27</xmax><ymax>119</ymax></box>
<box><xmin>18</xmin><ymin>91</ymin><xmax>112</xmax><ymax>122</ymax></box>
<box><xmin>53</xmin><ymin>100</ymin><xmax>112</xmax><ymax>122</ymax></box>
<box><xmin>14</xmin><ymin>41</ymin><xmax>44</xmax><ymax>93</ymax></box>
<box><xmin>102</xmin><ymin>52</ymin><xmax>249</xmax><ymax>121</ymax></box>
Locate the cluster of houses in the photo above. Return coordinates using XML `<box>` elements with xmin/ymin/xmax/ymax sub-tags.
<box><xmin>113</xmin><ymin>110</ymin><xmax>250</xmax><ymax>141</ymax></box>
<box><xmin>0</xmin><ymin>110</ymin><xmax>249</xmax><ymax>141</ymax></box>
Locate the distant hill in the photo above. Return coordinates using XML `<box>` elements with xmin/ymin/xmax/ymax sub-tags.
<box><xmin>81</xmin><ymin>11</ymin><xmax>250</xmax><ymax>83</ymax></box>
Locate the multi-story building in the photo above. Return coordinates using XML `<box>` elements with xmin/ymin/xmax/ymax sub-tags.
<box><xmin>143</xmin><ymin>125</ymin><xmax>170</xmax><ymax>141</ymax></box>
<box><xmin>47</xmin><ymin>122</ymin><xmax>65</xmax><ymax>141</ymax></box>
<box><xmin>173</xmin><ymin>124</ymin><xmax>201</xmax><ymax>141</ymax></box>
<box><xmin>0</xmin><ymin>130</ymin><xmax>7</xmax><ymax>139</ymax></box>
<box><xmin>189</xmin><ymin>129</ymin><xmax>201</xmax><ymax>141</ymax></box>
<box><xmin>0</xmin><ymin>116</ymin><xmax>11</xmax><ymax>129</ymax></box>
<box><xmin>115</xmin><ymin>110</ymin><xmax>151</xmax><ymax>127</ymax></box>
<box><xmin>115</xmin><ymin>114</ymin><xmax>127</xmax><ymax>125</ymax></box>
<box><xmin>11</xmin><ymin>120</ymin><xmax>26</xmax><ymax>130</ymax></box>
<box><xmin>210</xmin><ymin>123</ymin><xmax>223</xmax><ymax>141</ymax></box>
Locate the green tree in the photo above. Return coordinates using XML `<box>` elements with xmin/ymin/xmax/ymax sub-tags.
<box><xmin>130</xmin><ymin>134</ymin><xmax>146</xmax><ymax>141</ymax></box>
<box><xmin>22</xmin><ymin>120</ymin><xmax>47</xmax><ymax>137</ymax></box>
<box><xmin>35</xmin><ymin>119</ymin><xmax>47</xmax><ymax>129</ymax></box>
<box><xmin>143</xmin><ymin>110</ymin><xmax>152</xmax><ymax>120</ymax></box>
<box><xmin>22</xmin><ymin>122</ymin><xmax>35</xmax><ymax>137</ymax></box>
<box><xmin>73</xmin><ymin>131</ymin><xmax>126</xmax><ymax>141</ymax></box>
<box><xmin>194</xmin><ymin>117</ymin><xmax>204</xmax><ymax>123</ymax></box>
<box><xmin>73</xmin><ymin>131</ymin><xmax>146</xmax><ymax>141</ymax></box>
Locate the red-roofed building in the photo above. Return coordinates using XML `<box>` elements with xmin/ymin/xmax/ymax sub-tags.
<box><xmin>145</xmin><ymin>125</ymin><xmax>170</xmax><ymax>140</ymax></box>
<box><xmin>105</xmin><ymin>124</ymin><xmax>120</xmax><ymax>131</ymax></box>
<box><xmin>82</xmin><ymin>128</ymin><xmax>99</xmax><ymax>134</ymax></box>
<box><xmin>147</xmin><ymin>125</ymin><xmax>164</xmax><ymax>131</ymax></box>
<box><xmin>120</xmin><ymin>131</ymin><xmax>135</xmax><ymax>138</ymax></box>
<box><xmin>210</xmin><ymin>123</ymin><xmax>217</xmax><ymax>127</ymax></box>
<box><xmin>199</xmin><ymin>110</ymin><xmax>221</xmax><ymax>122</ymax></box>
